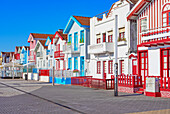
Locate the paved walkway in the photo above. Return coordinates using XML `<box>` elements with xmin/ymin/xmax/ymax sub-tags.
<box><xmin>0</xmin><ymin>79</ymin><xmax>170</xmax><ymax>114</ymax></box>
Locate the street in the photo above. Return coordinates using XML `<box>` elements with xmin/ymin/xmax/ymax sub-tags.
<box><xmin>0</xmin><ymin>79</ymin><xmax>170</xmax><ymax>114</ymax></box>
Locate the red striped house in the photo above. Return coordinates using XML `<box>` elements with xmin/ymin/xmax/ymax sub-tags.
<box><xmin>128</xmin><ymin>0</ymin><xmax>170</xmax><ymax>97</ymax></box>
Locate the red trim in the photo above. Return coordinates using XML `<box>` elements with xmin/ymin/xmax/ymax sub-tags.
<box><xmin>145</xmin><ymin>92</ymin><xmax>161</xmax><ymax>97</ymax></box>
<box><xmin>108</xmin><ymin>60</ymin><xmax>113</xmax><ymax>74</ymax></box>
<box><xmin>129</xmin><ymin>54</ymin><xmax>137</xmax><ymax>59</ymax></box>
<box><xmin>97</xmin><ymin>61</ymin><xmax>101</xmax><ymax>74</ymax></box>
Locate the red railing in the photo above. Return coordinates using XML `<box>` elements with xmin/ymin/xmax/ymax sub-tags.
<box><xmin>54</xmin><ymin>51</ymin><xmax>64</xmax><ymax>58</ymax></box>
<box><xmin>71</xmin><ymin>76</ymin><xmax>114</xmax><ymax>90</ymax></box>
<box><xmin>115</xmin><ymin>74</ymin><xmax>143</xmax><ymax>88</ymax></box>
<box><xmin>39</xmin><ymin>69</ymin><xmax>49</xmax><ymax>76</ymax></box>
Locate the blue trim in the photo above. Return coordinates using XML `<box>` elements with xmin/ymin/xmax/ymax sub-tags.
<box><xmin>45</xmin><ymin>36</ymin><xmax>51</xmax><ymax>46</ymax></box>
<box><xmin>74</xmin><ymin>57</ymin><xmax>78</xmax><ymax>70</ymax></box>
<box><xmin>64</xmin><ymin>16</ymin><xmax>90</xmax><ymax>34</ymax></box>
<box><xmin>68</xmin><ymin>34</ymin><xmax>72</xmax><ymax>43</ymax></box>
<box><xmin>68</xmin><ymin>58</ymin><xmax>72</xmax><ymax>70</ymax></box>
<box><xmin>74</xmin><ymin>32</ymin><xmax>78</xmax><ymax>51</ymax></box>
<box><xmin>80</xmin><ymin>30</ymin><xmax>85</xmax><ymax>43</ymax></box>
<box><xmin>80</xmin><ymin>56</ymin><xmax>85</xmax><ymax>76</ymax></box>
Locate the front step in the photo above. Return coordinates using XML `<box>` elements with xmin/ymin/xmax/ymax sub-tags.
<box><xmin>136</xmin><ymin>91</ymin><xmax>144</xmax><ymax>94</ymax></box>
<box><xmin>139</xmin><ymin>88</ymin><xmax>144</xmax><ymax>91</ymax></box>
<box><xmin>136</xmin><ymin>87</ymin><xmax>144</xmax><ymax>94</ymax></box>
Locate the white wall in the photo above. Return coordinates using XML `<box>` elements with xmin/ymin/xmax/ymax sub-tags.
<box><xmin>148</xmin><ymin>49</ymin><xmax>160</xmax><ymax>76</ymax></box>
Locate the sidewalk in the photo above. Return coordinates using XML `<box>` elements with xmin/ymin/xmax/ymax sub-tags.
<box><xmin>0</xmin><ymin>79</ymin><xmax>170</xmax><ymax>114</ymax></box>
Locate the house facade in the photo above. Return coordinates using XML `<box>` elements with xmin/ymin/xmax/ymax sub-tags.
<box><xmin>88</xmin><ymin>0</ymin><xmax>138</xmax><ymax>79</ymax></box>
<box><xmin>27</xmin><ymin>33</ymin><xmax>54</xmax><ymax>64</ymax></box>
<box><xmin>63</xmin><ymin>16</ymin><xmax>90</xmax><ymax>76</ymax></box>
<box><xmin>34</xmin><ymin>40</ymin><xmax>49</xmax><ymax>69</ymax></box>
<box><xmin>127</xmin><ymin>0</ymin><xmax>170</xmax><ymax>80</ymax></box>
<box><xmin>20</xmin><ymin>46</ymin><xmax>30</xmax><ymax>65</ymax></box>
<box><xmin>52</xmin><ymin>29</ymin><xmax>67</xmax><ymax>72</ymax></box>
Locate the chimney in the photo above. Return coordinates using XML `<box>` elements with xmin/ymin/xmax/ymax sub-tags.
<box><xmin>58</xmin><ymin>29</ymin><xmax>63</xmax><ymax>32</ymax></box>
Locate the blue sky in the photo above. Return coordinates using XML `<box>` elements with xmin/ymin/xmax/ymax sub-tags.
<box><xmin>0</xmin><ymin>0</ymin><xmax>117</xmax><ymax>52</ymax></box>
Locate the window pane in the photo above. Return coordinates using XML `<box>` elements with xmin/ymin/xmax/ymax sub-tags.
<box><xmin>164</xmin><ymin>51</ymin><xmax>167</xmax><ymax>55</ymax></box>
<box><xmin>164</xmin><ymin>57</ymin><xmax>167</xmax><ymax>62</ymax></box>
<box><xmin>163</xmin><ymin>18</ymin><xmax>167</xmax><ymax>22</ymax></box>
<box><xmin>163</xmin><ymin>13</ymin><xmax>167</xmax><ymax>18</ymax></box>
<box><xmin>164</xmin><ymin>63</ymin><xmax>167</xmax><ymax>69</ymax></box>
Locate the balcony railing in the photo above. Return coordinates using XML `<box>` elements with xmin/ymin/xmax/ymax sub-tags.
<box><xmin>54</xmin><ymin>51</ymin><xmax>64</xmax><ymax>58</ymax></box>
<box><xmin>88</xmin><ymin>42</ymin><xmax>114</xmax><ymax>54</ymax></box>
<box><xmin>141</xmin><ymin>26</ymin><xmax>170</xmax><ymax>41</ymax></box>
<box><xmin>63</xmin><ymin>43</ymin><xmax>80</xmax><ymax>54</ymax></box>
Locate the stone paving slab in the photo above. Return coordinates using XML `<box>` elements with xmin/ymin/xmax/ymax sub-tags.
<box><xmin>0</xmin><ymin>79</ymin><xmax>170</xmax><ymax>114</ymax></box>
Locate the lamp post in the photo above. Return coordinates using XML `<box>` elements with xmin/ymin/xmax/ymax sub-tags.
<box><xmin>52</xmin><ymin>41</ymin><xmax>55</xmax><ymax>86</ymax></box>
<box><xmin>114</xmin><ymin>15</ymin><xmax>118</xmax><ymax>96</ymax></box>
<box><xmin>12</xmin><ymin>54</ymin><xmax>14</xmax><ymax>79</ymax></box>
<box><xmin>27</xmin><ymin>48</ymin><xmax>28</xmax><ymax>80</ymax></box>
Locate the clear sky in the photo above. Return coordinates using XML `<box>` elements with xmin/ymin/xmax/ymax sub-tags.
<box><xmin>0</xmin><ymin>0</ymin><xmax>117</xmax><ymax>52</ymax></box>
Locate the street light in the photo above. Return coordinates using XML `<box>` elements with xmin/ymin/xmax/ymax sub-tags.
<box><xmin>52</xmin><ymin>40</ymin><xmax>55</xmax><ymax>86</ymax></box>
<box><xmin>114</xmin><ymin>15</ymin><xmax>118</xmax><ymax>96</ymax></box>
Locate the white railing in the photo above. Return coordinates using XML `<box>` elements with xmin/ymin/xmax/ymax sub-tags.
<box><xmin>141</xmin><ymin>26</ymin><xmax>170</xmax><ymax>41</ymax></box>
<box><xmin>63</xmin><ymin>44</ymin><xmax>80</xmax><ymax>54</ymax></box>
<box><xmin>88</xmin><ymin>42</ymin><xmax>114</xmax><ymax>54</ymax></box>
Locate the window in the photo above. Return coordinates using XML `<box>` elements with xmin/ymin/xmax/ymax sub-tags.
<box><xmin>140</xmin><ymin>18</ymin><xmax>147</xmax><ymax>32</ymax></box>
<box><xmin>80</xmin><ymin>30</ymin><xmax>84</xmax><ymax>43</ymax></box>
<box><xmin>119</xmin><ymin>32</ymin><xmax>125</xmax><ymax>41</ymax></box>
<box><xmin>74</xmin><ymin>57</ymin><xmax>78</xmax><ymax>70</ymax></box>
<box><xmin>108</xmin><ymin>60</ymin><xmax>113</xmax><ymax>74</ymax></box>
<box><xmin>68</xmin><ymin>34</ymin><xmax>72</xmax><ymax>43</ymax></box>
<box><xmin>97</xmin><ymin>61</ymin><xmax>101</xmax><ymax>74</ymax></box>
<box><xmin>120</xmin><ymin>60</ymin><xmax>124</xmax><ymax>74</ymax></box>
<box><xmin>162</xmin><ymin>4</ymin><xmax>170</xmax><ymax>26</ymax></box>
<box><xmin>68</xmin><ymin>58</ymin><xmax>72</xmax><ymax>70</ymax></box>
<box><xmin>97</xmin><ymin>38</ymin><xmax>101</xmax><ymax>44</ymax></box>
<box><xmin>103</xmin><ymin>33</ymin><xmax>106</xmax><ymax>42</ymax></box>
<box><xmin>108</xmin><ymin>35</ymin><xmax>113</xmax><ymax>42</ymax></box>
<box><xmin>96</xmin><ymin>34</ymin><xmax>101</xmax><ymax>44</ymax></box>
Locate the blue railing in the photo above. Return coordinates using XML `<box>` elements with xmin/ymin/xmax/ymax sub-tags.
<box><xmin>33</xmin><ymin>68</ymin><xmax>38</xmax><ymax>73</ymax></box>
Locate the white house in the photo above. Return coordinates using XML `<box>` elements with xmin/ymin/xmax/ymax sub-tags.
<box><xmin>63</xmin><ymin>16</ymin><xmax>90</xmax><ymax>76</ymax></box>
<box><xmin>88</xmin><ymin>0</ymin><xmax>138</xmax><ymax>79</ymax></box>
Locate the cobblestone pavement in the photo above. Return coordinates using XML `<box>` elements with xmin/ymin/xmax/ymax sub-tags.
<box><xmin>0</xmin><ymin>79</ymin><xmax>170</xmax><ymax>114</ymax></box>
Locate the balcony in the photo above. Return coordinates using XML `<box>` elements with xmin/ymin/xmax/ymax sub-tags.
<box><xmin>54</xmin><ymin>51</ymin><xmax>64</xmax><ymax>59</ymax></box>
<box><xmin>63</xmin><ymin>44</ymin><xmax>80</xmax><ymax>54</ymax></box>
<box><xmin>141</xmin><ymin>26</ymin><xmax>170</xmax><ymax>41</ymax></box>
<box><xmin>88</xmin><ymin>42</ymin><xmax>114</xmax><ymax>54</ymax></box>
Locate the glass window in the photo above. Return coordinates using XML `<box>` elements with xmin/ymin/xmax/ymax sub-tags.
<box><xmin>140</xmin><ymin>18</ymin><xmax>147</xmax><ymax>32</ymax></box>
<box><xmin>80</xmin><ymin>30</ymin><xmax>84</xmax><ymax>43</ymax></box>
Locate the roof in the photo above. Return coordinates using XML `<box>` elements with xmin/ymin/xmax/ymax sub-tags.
<box><xmin>127</xmin><ymin>0</ymin><xmax>149</xmax><ymax>20</ymax></box>
<box><xmin>64</xmin><ymin>15</ymin><xmax>91</xmax><ymax>34</ymax></box>
<box><xmin>57</xmin><ymin>31</ymin><xmax>67</xmax><ymax>40</ymax></box>
<box><xmin>39</xmin><ymin>40</ymin><xmax>48</xmax><ymax>49</ymax></box>
<box><xmin>73</xmin><ymin>16</ymin><xmax>90</xmax><ymax>26</ymax></box>
<box><xmin>31</xmin><ymin>33</ymin><xmax>54</xmax><ymax>39</ymax></box>
<box><xmin>28</xmin><ymin>33</ymin><xmax>54</xmax><ymax>43</ymax></box>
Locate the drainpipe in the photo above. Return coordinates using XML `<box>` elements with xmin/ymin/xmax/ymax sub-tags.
<box><xmin>114</xmin><ymin>15</ymin><xmax>118</xmax><ymax>96</ymax></box>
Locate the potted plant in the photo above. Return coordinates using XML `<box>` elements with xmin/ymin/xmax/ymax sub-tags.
<box><xmin>73</xmin><ymin>69</ymin><xmax>79</xmax><ymax>73</ymax></box>
<box><xmin>79</xmin><ymin>38</ymin><xmax>84</xmax><ymax>43</ymax></box>
<box><xmin>67</xmin><ymin>41</ymin><xmax>71</xmax><ymax>45</ymax></box>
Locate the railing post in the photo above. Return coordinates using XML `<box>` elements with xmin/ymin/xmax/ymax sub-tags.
<box><xmin>105</xmin><ymin>79</ymin><xmax>107</xmax><ymax>89</ymax></box>
<box><xmin>164</xmin><ymin>77</ymin><xmax>166</xmax><ymax>89</ymax></box>
<box><xmin>132</xmin><ymin>76</ymin><xmax>135</xmax><ymax>88</ymax></box>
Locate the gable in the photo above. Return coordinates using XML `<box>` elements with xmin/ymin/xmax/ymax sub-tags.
<box><xmin>64</xmin><ymin>16</ymin><xmax>90</xmax><ymax>34</ymax></box>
